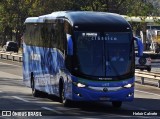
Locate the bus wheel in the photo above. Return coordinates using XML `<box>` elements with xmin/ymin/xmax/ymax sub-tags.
<box><xmin>147</xmin><ymin>67</ymin><xmax>151</xmax><ymax>72</ymax></box>
<box><xmin>140</xmin><ymin>69</ymin><xmax>143</xmax><ymax>71</ymax></box>
<box><xmin>112</xmin><ymin>101</ymin><xmax>122</xmax><ymax>108</ymax></box>
<box><xmin>59</xmin><ymin>84</ymin><xmax>70</xmax><ymax>107</ymax></box>
<box><xmin>31</xmin><ymin>76</ymin><xmax>40</xmax><ymax>97</ymax></box>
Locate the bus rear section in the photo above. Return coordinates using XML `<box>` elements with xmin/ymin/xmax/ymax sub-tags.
<box><xmin>23</xmin><ymin>11</ymin><xmax>135</xmax><ymax>108</ymax></box>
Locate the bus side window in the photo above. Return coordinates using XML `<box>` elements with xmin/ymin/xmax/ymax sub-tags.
<box><xmin>41</xmin><ymin>26</ymin><xmax>45</xmax><ymax>40</ymax></box>
<box><xmin>41</xmin><ymin>25</ymin><xmax>48</xmax><ymax>47</ymax></box>
<box><xmin>54</xmin><ymin>21</ymin><xmax>64</xmax><ymax>51</ymax></box>
<box><xmin>33</xmin><ymin>24</ymin><xmax>39</xmax><ymax>46</ymax></box>
<box><xmin>50</xmin><ymin>27</ymin><xmax>55</xmax><ymax>47</ymax></box>
<box><xmin>47</xmin><ymin>25</ymin><xmax>52</xmax><ymax>47</ymax></box>
<box><xmin>38</xmin><ymin>24</ymin><xmax>43</xmax><ymax>47</ymax></box>
<box><xmin>28</xmin><ymin>24</ymin><xmax>33</xmax><ymax>45</ymax></box>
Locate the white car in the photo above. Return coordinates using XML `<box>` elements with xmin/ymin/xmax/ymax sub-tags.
<box><xmin>135</xmin><ymin>55</ymin><xmax>151</xmax><ymax>72</ymax></box>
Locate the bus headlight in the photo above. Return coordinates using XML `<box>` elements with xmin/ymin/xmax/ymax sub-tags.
<box><xmin>77</xmin><ymin>83</ymin><xmax>86</xmax><ymax>88</ymax></box>
<box><xmin>73</xmin><ymin>82</ymin><xmax>86</xmax><ymax>88</ymax></box>
<box><xmin>123</xmin><ymin>83</ymin><xmax>134</xmax><ymax>88</ymax></box>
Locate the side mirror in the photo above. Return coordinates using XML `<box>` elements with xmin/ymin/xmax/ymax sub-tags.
<box><xmin>133</xmin><ymin>36</ymin><xmax>143</xmax><ymax>57</ymax></box>
<box><xmin>67</xmin><ymin>34</ymin><xmax>73</xmax><ymax>55</ymax></box>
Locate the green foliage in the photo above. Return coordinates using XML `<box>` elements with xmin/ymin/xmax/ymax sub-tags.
<box><xmin>127</xmin><ymin>0</ymin><xmax>155</xmax><ymax>16</ymax></box>
<box><xmin>0</xmin><ymin>0</ymin><xmax>159</xmax><ymax>38</ymax></box>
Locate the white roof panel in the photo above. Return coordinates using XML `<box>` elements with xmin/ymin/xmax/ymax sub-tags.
<box><xmin>24</xmin><ymin>17</ymin><xmax>38</xmax><ymax>23</ymax></box>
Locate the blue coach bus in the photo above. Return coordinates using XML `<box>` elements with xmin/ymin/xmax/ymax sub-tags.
<box><xmin>23</xmin><ymin>11</ymin><xmax>141</xmax><ymax>108</ymax></box>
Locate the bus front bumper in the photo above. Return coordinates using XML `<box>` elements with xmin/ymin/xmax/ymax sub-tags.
<box><xmin>72</xmin><ymin>85</ymin><xmax>134</xmax><ymax>102</ymax></box>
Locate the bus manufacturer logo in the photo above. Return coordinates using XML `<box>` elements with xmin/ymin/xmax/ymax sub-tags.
<box><xmin>103</xmin><ymin>87</ymin><xmax>108</xmax><ymax>92</ymax></box>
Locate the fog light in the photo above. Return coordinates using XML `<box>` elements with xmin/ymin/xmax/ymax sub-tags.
<box><xmin>77</xmin><ymin>93</ymin><xmax>82</xmax><ymax>97</ymax></box>
<box><xmin>128</xmin><ymin>93</ymin><xmax>133</xmax><ymax>97</ymax></box>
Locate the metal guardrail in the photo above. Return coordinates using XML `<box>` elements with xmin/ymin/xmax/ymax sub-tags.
<box><xmin>0</xmin><ymin>51</ymin><xmax>22</xmax><ymax>62</ymax></box>
<box><xmin>135</xmin><ymin>70</ymin><xmax>160</xmax><ymax>88</ymax></box>
<box><xmin>151</xmin><ymin>59</ymin><xmax>160</xmax><ymax>63</ymax></box>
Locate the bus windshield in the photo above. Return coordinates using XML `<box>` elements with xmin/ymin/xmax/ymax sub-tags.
<box><xmin>75</xmin><ymin>32</ymin><xmax>132</xmax><ymax>77</ymax></box>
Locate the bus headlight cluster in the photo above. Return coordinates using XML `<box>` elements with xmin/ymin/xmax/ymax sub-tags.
<box><xmin>77</xmin><ymin>83</ymin><xmax>86</xmax><ymax>87</ymax></box>
<box><xmin>123</xmin><ymin>83</ymin><xmax>134</xmax><ymax>88</ymax></box>
<box><xmin>73</xmin><ymin>82</ymin><xmax>86</xmax><ymax>88</ymax></box>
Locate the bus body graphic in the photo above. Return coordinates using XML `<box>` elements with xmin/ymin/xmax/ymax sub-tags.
<box><xmin>23</xmin><ymin>11</ymin><xmax>136</xmax><ymax>107</ymax></box>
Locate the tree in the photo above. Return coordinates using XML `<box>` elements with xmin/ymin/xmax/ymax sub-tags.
<box><xmin>0</xmin><ymin>0</ymin><xmax>37</xmax><ymax>46</ymax></box>
<box><xmin>0</xmin><ymin>0</ymin><xmax>159</xmax><ymax>48</ymax></box>
<box><xmin>125</xmin><ymin>0</ymin><xmax>156</xmax><ymax>50</ymax></box>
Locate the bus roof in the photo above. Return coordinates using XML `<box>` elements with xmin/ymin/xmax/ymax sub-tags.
<box><xmin>24</xmin><ymin>17</ymin><xmax>39</xmax><ymax>23</ymax></box>
<box><xmin>24</xmin><ymin>11</ymin><xmax>132</xmax><ymax>32</ymax></box>
<box><xmin>64</xmin><ymin>11</ymin><xmax>131</xmax><ymax>31</ymax></box>
<box><xmin>24</xmin><ymin>11</ymin><xmax>66</xmax><ymax>23</ymax></box>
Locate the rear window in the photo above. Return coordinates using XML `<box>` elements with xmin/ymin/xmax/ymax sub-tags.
<box><xmin>8</xmin><ymin>42</ymin><xmax>18</xmax><ymax>47</ymax></box>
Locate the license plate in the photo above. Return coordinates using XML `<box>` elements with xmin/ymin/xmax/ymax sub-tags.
<box><xmin>100</xmin><ymin>97</ymin><xmax>110</xmax><ymax>101</ymax></box>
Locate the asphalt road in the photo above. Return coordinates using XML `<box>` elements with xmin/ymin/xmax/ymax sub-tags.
<box><xmin>0</xmin><ymin>60</ymin><xmax>160</xmax><ymax>119</ymax></box>
<box><xmin>151</xmin><ymin>62</ymin><xmax>160</xmax><ymax>72</ymax></box>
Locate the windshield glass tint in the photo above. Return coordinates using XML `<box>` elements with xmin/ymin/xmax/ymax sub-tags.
<box><xmin>8</xmin><ymin>42</ymin><xmax>17</xmax><ymax>47</ymax></box>
<box><xmin>75</xmin><ymin>32</ymin><xmax>131</xmax><ymax>77</ymax></box>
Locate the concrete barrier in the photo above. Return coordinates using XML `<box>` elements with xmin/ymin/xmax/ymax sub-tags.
<box><xmin>0</xmin><ymin>51</ymin><xmax>22</xmax><ymax>62</ymax></box>
<box><xmin>135</xmin><ymin>70</ymin><xmax>160</xmax><ymax>88</ymax></box>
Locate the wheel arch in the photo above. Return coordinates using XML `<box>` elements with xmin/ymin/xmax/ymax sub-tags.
<box><xmin>59</xmin><ymin>76</ymin><xmax>65</xmax><ymax>96</ymax></box>
<box><xmin>30</xmin><ymin>72</ymin><xmax>34</xmax><ymax>87</ymax></box>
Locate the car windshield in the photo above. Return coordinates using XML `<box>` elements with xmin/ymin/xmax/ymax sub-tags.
<box><xmin>75</xmin><ymin>32</ymin><xmax>132</xmax><ymax>77</ymax></box>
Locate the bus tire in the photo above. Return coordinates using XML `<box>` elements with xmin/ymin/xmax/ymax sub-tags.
<box><xmin>62</xmin><ymin>88</ymin><xmax>71</xmax><ymax>107</ymax></box>
<box><xmin>140</xmin><ymin>69</ymin><xmax>143</xmax><ymax>71</ymax></box>
<box><xmin>31</xmin><ymin>75</ymin><xmax>40</xmax><ymax>97</ymax></box>
<box><xmin>59</xmin><ymin>80</ymin><xmax>71</xmax><ymax>107</ymax></box>
<box><xmin>112</xmin><ymin>101</ymin><xmax>122</xmax><ymax>108</ymax></box>
<box><xmin>147</xmin><ymin>67</ymin><xmax>151</xmax><ymax>72</ymax></box>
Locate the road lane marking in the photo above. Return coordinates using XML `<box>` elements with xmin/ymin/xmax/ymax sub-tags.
<box><xmin>12</xmin><ymin>96</ymin><xmax>30</xmax><ymax>103</ymax></box>
<box><xmin>135</xmin><ymin>90</ymin><xmax>160</xmax><ymax>97</ymax></box>
<box><xmin>136</xmin><ymin>79</ymin><xmax>158</xmax><ymax>84</ymax></box>
<box><xmin>0</xmin><ymin>61</ymin><xmax>21</xmax><ymax>67</ymax></box>
<box><xmin>32</xmin><ymin>101</ymin><xmax>61</xmax><ymax>105</ymax></box>
<box><xmin>41</xmin><ymin>107</ymin><xmax>63</xmax><ymax>114</ymax></box>
<box><xmin>0</xmin><ymin>71</ymin><xmax>22</xmax><ymax>79</ymax></box>
<box><xmin>55</xmin><ymin>106</ymin><xmax>75</xmax><ymax>110</ymax></box>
